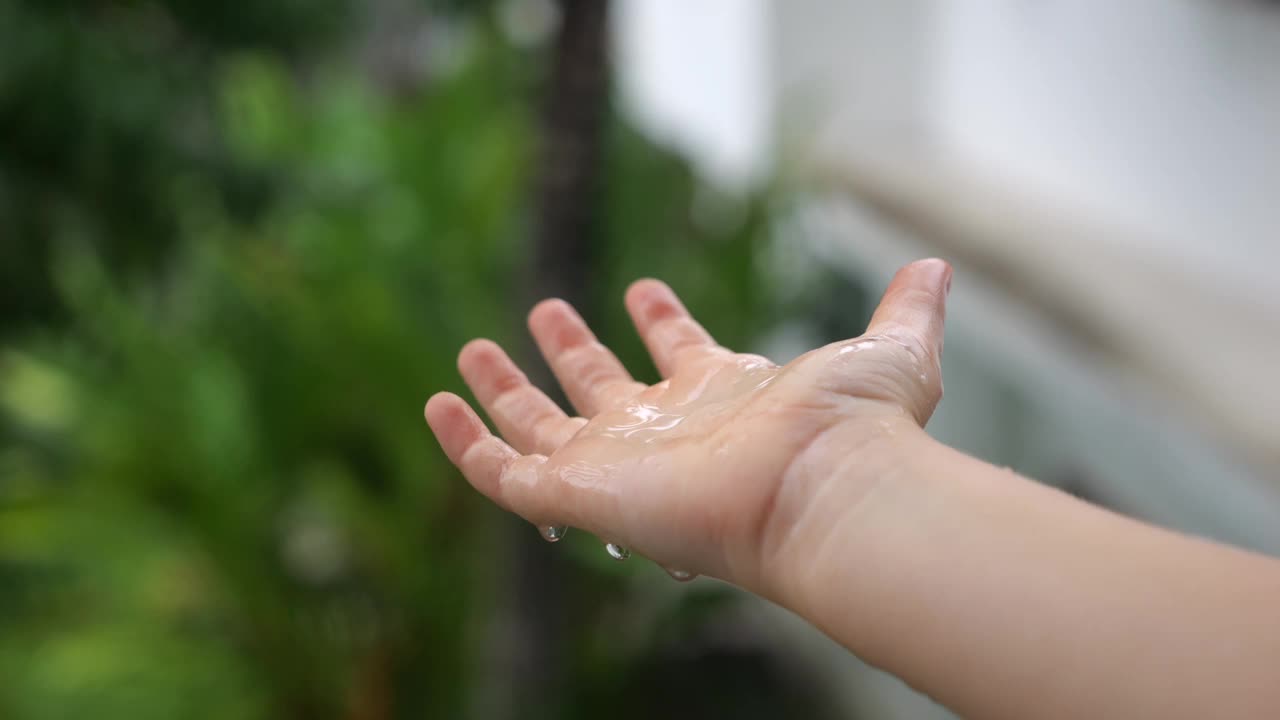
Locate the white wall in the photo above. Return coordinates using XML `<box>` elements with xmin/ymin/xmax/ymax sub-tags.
<box><xmin>773</xmin><ymin>0</ymin><xmax>1280</xmax><ymax>460</ymax></box>
<box><xmin>935</xmin><ymin>0</ymin><xmax>1280</xmax><ymax>309</ymax></box>
<box><xmin>768</xmin><ymin>4</ymin><xmax>1280</xmax><ymax>716</ymax></box>
<box><xmin>613</xmin><ymin>0</ymin><xmax>770</xmax><ymax>189</ymax></box>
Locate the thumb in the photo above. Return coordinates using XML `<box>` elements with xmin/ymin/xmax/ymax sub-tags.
<box><xmin>864</xmin><ymin>258</ymin><xmax>952</xmax><ymax>424</ymax></box>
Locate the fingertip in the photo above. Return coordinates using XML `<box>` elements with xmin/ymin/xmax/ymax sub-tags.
<box><xmin>911</xmin><ymin>257</ymin><xmax>950</xmax><ymax>271</ymax></box>
<box><xmin>457</xmin><ymin>338</ymin><xmax>501</xmax><ymax>373</ymax></box>
<box><xmin>424</xmin><ymin>392</ymin><xmax>487</xmax><ymax>463</ymax></box>
<box><xmin>425</xmin><ymin>391</ymin><xmax>467</xmax><ymax>433</ymax></box>
<box><xmin>527</xmin><ymin>297</ymin><xmax>574</xmax><ymax>333</ymax></box>
<box><xmin>626</xmin><ymin>277</ymin><xmax>674</xmax><ymax>308</ymax></box>
<box><xmin>624</xmin><ymin>278</ymin><xmax>667</xmax><ymax>308</ymax></box>
<box><xmin>529</xmin><ymin>297</ymin><xmax>598</xmax><ymax>356</ymax></box>
<box><xmin>625</xmin><ymin>278</ymin><xmax>685</xmax><ymax>326</ymax></box>
<box><xmin>900</xmin><ymin>258</ymin><xmax>952</xmax><ymax>296</ymax></box>
<box><xmin>424</xmin><ymin>391</ymin><xmax>459</xmax><ymax>424</ymax></box>
<box><xmin>424</xmin><ymin>391</ymin><xmax>454</xmax><ymax>442</ymax></box>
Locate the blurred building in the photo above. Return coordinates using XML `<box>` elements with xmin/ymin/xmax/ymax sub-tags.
<box><xmin>618</xmin><ymin>1</ymin><xmax>1280</xmax><ymax>717</ymax></box>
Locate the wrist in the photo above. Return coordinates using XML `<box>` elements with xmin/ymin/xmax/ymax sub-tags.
<box><xmin>755</xmin><ymin>412</ymin><xmax>938</xmax><ymax>617</ymax></box>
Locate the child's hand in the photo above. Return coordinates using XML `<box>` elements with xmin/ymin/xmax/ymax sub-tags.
<box><xmin>425</xmin><ymin>259</ymin><xmax>951</xmax><ymax>589</ymax></box>
<box><xmin>428</xmin><ymin>258</ymin><xmax>1280</xmax><ymax>718</ymax></box>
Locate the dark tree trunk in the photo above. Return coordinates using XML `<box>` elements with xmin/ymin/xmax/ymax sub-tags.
<box><xmin>529</xmin><ymin>0</ymin><xmax>612</xmax><ymax>308</ymax></box>
<box><xmin>475</xmin><ymin>2</ymin><xmax>612</xmax><ymax>719</ymax></box>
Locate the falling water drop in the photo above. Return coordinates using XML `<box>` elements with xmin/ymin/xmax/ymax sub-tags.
<box><xmin>665</xmin><ymin>568</ymin><xmax>697</xmax><ymax>582</ymax></box>
<box><xmin>605</xmin><ymin>543</ymin><xmax>630</xmax><ymax>561</ymax></box>
<box><xmin>541</xmin><ymin>525</ymin><xmax>567</xmax><ymax>542</ymax></box>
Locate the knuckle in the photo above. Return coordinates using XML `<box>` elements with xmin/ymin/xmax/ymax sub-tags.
<box><xmin>530</xmin><ymin>412</ymin><xmax>566</xmax><ymax>439</ymax></box>
<box><xmin>640</xmin><ymin>295</ymin><xmax>682</xmax><ymax>325</ymax></box>
<box><xmin>488</xmin><ymin>370</ymin><xmax>527</xmax><ymax>400</ymax></box>
<box><xmin>498</xmin><ymin>455</ymin><xmax>544</xmax><ymax>512</ymax></box>
<box><xmin>670</xmin><ymin>342</ymin><xmax>706</xmax><ymax>363</ymax></box>
<box><xmin>561</xmin><ymin>348</ymin><xmax>627</xmax><ymax>390</ymax></box>
<box><xmin>557</xmin><ymin>341</ymin><xmax>605</xmax><ymax>371</ymax></box>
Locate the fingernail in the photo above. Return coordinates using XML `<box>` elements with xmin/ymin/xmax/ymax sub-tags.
<box><xmin>915</xmin><ymin>259</ymin><xmax>950</xmax><ymax>293</ymax></box>
<box><xmin>927</xmin><ymin>259</ymin><xmax>952</xmax><ymax>296</ymax></box>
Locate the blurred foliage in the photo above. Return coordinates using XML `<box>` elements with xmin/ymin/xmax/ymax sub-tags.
<box><xmin>0</xmin><ymin>2</ymin><xmax>830</xmax><ymax>719</ymax></box>
<box><xmin>0</xmin><ymin>0</ymin><xmax>349</xmax><ymax>330</ymax></box>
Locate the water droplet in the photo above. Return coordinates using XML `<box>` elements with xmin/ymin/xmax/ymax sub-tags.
<box><xmin>541</xmin><ymin>525</ymin><xmax>567</xmax><ymax>542</ymax></box>
<box><xmin>837</xmin><ymin>339</ymin><xmax>876</xmax><ymax>355</ymax></box>
<box><xmin>599</xmin><ymin>404</ymin><xmax>686</xmax><ymax>443</ymax></box>
<box><xmin>665</xmin><ymin>567</ymin><xmax>697</xmax><ymax>582</ymax></box>
<box><xmin>605</xmin><ymin>543</ymin><xmax>630</xmax><ymax>561</ymax></box>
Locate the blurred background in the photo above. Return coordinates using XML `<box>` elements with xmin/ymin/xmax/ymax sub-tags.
<box><xmin>1</xmin><ymin>0</ymin><xmax>1278</xmax><ymax>718</ymax></box>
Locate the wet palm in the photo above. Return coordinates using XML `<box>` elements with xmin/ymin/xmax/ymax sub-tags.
<box><xmin>425</xmin><ymin>259</ymin><xmax>951</xmax><ymax>587</ymax></box>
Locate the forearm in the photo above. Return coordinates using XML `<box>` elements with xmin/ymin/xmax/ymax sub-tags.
<box><xmin>768</xmin><ymin>420</ymin><xmax>1280</xmax><ymax>719</ymax></box>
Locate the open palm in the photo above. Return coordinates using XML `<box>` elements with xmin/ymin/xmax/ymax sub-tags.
<box><xmin>426</xmin><ymin>260</ymin><xmax>951</xmax><ymax>586</ymax></box>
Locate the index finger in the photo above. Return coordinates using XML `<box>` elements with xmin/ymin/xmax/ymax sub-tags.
<box><xmin>625</xmin><ymin>279</ymin><xmax>721</xmax><ymax>377</ymax></box>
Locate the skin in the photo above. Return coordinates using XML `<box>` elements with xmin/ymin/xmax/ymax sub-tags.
<box><xmin>425</xmin><ymin>259</ymin><xmax>1280</xmax><ymax>719</ymax></box>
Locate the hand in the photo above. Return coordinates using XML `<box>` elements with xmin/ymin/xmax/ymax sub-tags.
<box><xmin>425</xmin><ymin>259</ymin><xmax>951</xmax><ymax>591</ymax></box>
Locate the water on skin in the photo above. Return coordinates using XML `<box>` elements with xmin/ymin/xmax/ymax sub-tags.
<box><xmin>836</xmin><ymin>338</ymin><xmax>878</xmax><ymax>355</ymax></box>
<box><xmin>554</xmin><ymin>338</ymin><xmax>930</xmax><ymax>570</ymax></box>
<box><xmin>541</xmin><ymin>525</ymin><xmax>567</xmax><ymax>542</ymax></box>
<box><xmin>547</xmin><ymin>356</ymin><xmax>781</xmax><ymax>565</ymax></box>
<box><xmin>837</xmin><ymin>334</ymin><xmax>918</xmax><ymax>359</ymax></box>
<box><xmin>597</xmin><ymin>404</ymin><xmax>686</xmax><ymax>443</ymax></box>
<box><xmin>839</xmin><ymin>336</ymin><xmax>935</xmax><ymax>396</ymax></box>
<box><xmin>594</xmin><ymin>365</ymin><xmax>779</xmax><ymax>445</ymax></box>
